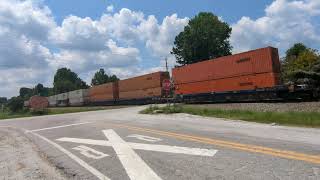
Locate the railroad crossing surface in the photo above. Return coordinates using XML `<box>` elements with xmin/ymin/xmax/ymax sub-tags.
<box><xmin>0</xmin><ymin>106</ymin><xmax>319</xmax><ymax>180</ymax></box>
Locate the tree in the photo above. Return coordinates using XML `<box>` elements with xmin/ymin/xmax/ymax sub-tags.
<box><xmin>53</xmin><ymin>68</ymin><xmax>89</xmax><ymax>94</ymax></box>
<box><xmin>7</xmin><ymin>96</ymin><xmax>24</xmax><ymax>112</ymax></box>
<box><xmin>34</xmin><ymin>83</ymin><xmax>44</xmax><ymax>96</ymax></box>
<box><xmin>171</xmin><ymin>12</ymin><xmax>232</xmax><ymax>65</ymax></box>
<box><xmin>91</xmin><ymin>68</ymin><xmax>119</xmax><ymax>86</ymax></box>
<box><xmin>282</xmin><ymin>43</ymin><xmax>320</xmax><ymax>82</ymax></box>
<box><xmin>19</xmin><ymin>87</ymin><xmax>33</xmax><ymax>99</ymax></box>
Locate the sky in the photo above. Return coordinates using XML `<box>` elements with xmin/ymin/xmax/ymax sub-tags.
<box><xmin>0</xmin><ymin>0</ymin><xmax>320</xmax><ymax>98</ymax></box>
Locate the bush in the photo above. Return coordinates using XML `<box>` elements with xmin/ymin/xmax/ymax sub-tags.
<box><xmin>7</xmin><ymin>97</ymin><xmax>24</xmax><ymax>112</ymax></box>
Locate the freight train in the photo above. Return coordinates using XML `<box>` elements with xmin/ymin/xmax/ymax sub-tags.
<box><xmin>34</xmin><ymin>46</ymin><xmax>318</xmax><ymax>108</ymax></box>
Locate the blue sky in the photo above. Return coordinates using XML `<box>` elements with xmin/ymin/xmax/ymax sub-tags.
<box><xmin>45</xmin><ymin>0</ymin><xmax>273</xmax><ymax>25</ymax></box>
<box><xmin>0</xmin><ymin>0</ymin><xmax>320</xmax><ymax>97</ymax></box>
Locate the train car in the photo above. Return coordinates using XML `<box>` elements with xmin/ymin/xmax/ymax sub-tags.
<box><xmin>117</xmin><ymin>71</ymin><xmax>170</xmax><ymax>104</ymax></box>
<box><xmin>29</xmin><ymin>96</ymin><xmax>49</xmax><ymax>111</ymax></box>
<box><xmin>88</xmin><ymin>82</ymin><xmax>119</xmax><ymax>105</ymax></box>
<box><xmin>69</xmin><ymin>89</ymin><xmax>89</xmax><ymax>106</ymax></box>
<box><xmin>47</xmin><ymin>95</ymin><xmax>57</xmax><ymax>107</ymax></box>
<box><xmin>173</xmin><ymin>47</ymin><xmax>283</xmax><ymax>103</ymax></box>
<box><xmin>56</xmin><ymin>92</ymin><xmax>69</xmax><ymax>106</ymax></box>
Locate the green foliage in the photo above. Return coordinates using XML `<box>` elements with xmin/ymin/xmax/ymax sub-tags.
<box><xmin>91</xmin><ymin>68</ymin><xmax>119</xmax><ymax>86</ymax></box>
<box><xmin>282</xmin><ymin>43</ymin><xmax>320</xmax><ymax>86</ymax></box>
<box><xmin>7</xmin><ymin>96</ymin><xmax>24</xmax><ymax>112</ymax></box>
<box><xmin>19</xmin><ymin>87</ymin><xmax>33</xmax><ymax>99</ymax></box>
<box><xmin>53</xmin><ymin>68</ymin><xmax>89</xmax><ymax>94</ymax></box>
<box><xmin>171</xmin><ymin>12</ymin><xmax>232</xmax><ymax>65</ymax></box>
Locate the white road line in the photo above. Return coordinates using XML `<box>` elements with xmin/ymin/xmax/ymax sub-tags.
<box><xmin>103</xmin><ymin>129</ymin><xmax>162</xmax><ymax>180</ymax></box>
<box><xmin>127</xmin><ymin>134</ymin><xmax>162</xmax><ymax>142</ymax></box>
<box><xmin>27</xmin><ymin>122</ymin><xmax>92</xmax><ymax>132</ymax></box>
<box><xmin>56</xmin><ymin>137</ymin><xmax>217</xmax><ymax>156</ymax></box>
<box><xmin>29</xmin><ymin>131</ymin><xmax>111</xmax><ymax>180</ymax></box>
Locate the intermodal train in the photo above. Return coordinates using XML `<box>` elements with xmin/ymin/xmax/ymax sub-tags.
<box><xmin>37</xmin><ymin>46</ymin><xmax>319</xmax><ymax>108</ymax></box>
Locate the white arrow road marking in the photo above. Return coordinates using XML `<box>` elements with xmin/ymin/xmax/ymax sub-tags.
<box><xmin>55</xmin><ymin>129</ymin><xmax>218</xmax><ymax>180</ymax></box>
<box><xmin>127</xmin><ymin>134</ymin><xmax>162</xmax><ymax>142</ymax></box>
<box><xmin>29</xmin><ymin>131</ymin><xmax>110</xmax><ymax>180</ymax></box>
<box><xmin>56</xmin><ymin>137</ymin><xmax>217</xmax><ymax>156</ymax></box>
<box><xmin>103</xmin><ymin>129</ymin><xmax>162</xmax><ymax>180</ymax></box>
<box><xmin>72</xmin><ymin>145</ymin><xmax>109</xmax><ymax>159</ymax></box>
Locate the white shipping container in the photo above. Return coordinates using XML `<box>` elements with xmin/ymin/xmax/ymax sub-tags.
<box><xmin>69</xmin><ymin>97</ymin><xmax>88</xmax><ymax>106</ymax></box>
<box><xmin>68</xmin><ymin>89</ymin><xmax>89</xmax><ymax>99</ymax></box>
<box><xmin>57</xmin><ymin>93</ymin><xmax>69</xmax><ymax>101</ymax></box>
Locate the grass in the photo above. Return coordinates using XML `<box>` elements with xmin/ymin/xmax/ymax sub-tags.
<box><xmin>140</xmin><ymin>104</ymin><xmax>320</xmax><ymax>128</ymax></box>
<box><xmin>0</xmin><ymin>106</ymin><xmax>128</xmax><ymax>120</ymax></box>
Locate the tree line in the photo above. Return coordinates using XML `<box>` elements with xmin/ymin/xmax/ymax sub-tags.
<box><xmin>2</xmin><ymin>68</ymin><xmax>118</xmax><ymax>112</ymax></box>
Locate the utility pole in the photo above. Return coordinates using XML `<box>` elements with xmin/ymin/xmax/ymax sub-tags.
<box><xmin>165</xmin><ymin>57</ymin><xmax>168</xmax><ymax>72</ymax></box>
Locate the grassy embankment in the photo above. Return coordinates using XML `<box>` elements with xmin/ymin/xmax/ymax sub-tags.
<box><xmin>0</xmin><ymin>106</ymin><xmax>127</xmax><ymax>120</ymax></box>
<box><xmin>140</xmin><ymin>104</ymin><xmax>320</xmax><ymax>128</ymax></box>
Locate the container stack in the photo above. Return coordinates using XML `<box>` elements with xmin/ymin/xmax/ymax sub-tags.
<box><xmin>29</xmin><ymin>96</ymin><xmax>49</xmax><ymax>110</ymax></box>
<box><xmin>56</xmin><ymin>92</ymin><xmax>69</xmax><ymax>106</ymax></box>
<box><xmin>47</xmin><ymin>95</ymin><xmax>57</xmax><ymax>107</ymax></box>
<box><xmin>88</xmin><ymin>82</ymin><xmax>119</xmax><ymax>105</ymax></box>
<box><xmin>69</xmin><ymin>89</ymin><xmax>89</xmax><ymax>106</ymax></box>
<box><xmin>173</xmin><ymin>47</ymin><xmax>281</xmax><ymax>95</ymax></box>
<box><xmin>118</xmin><ymin>71</ymin><xmax>170</xmax><ymax>101</ymax></box>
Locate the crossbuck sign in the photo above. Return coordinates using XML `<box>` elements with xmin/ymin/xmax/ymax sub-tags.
<box><xmin>56</xmin><ymin>129</ymin><xmax>218</xmax><ymax>180</ymax></box>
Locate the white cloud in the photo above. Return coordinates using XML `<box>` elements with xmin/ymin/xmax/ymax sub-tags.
<box><xmin>107</xmin><ymin>5</ymin><xmax>114</xmax><ymax>13</ymax></box>
<box><xmin>231</xmin><ymin>0</ymin><xmax>320</xmax><ymax>54</ymax></box>
<box><xmin>138</xmin><ymin>14</ymin><xmax>188</xmax><ymax>56</ymax></box>
<box><xmin>0</xmin><ymin>0</ymin><xmax>54</xmax><ymax>97</ymax></box>
<box><xmin>50</xmin><ymin>8</ymin><xmax>188</xmax><ymax>81</ymax></box>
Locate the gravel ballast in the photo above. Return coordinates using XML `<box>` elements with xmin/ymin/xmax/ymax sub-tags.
<box><xmin>186</xmin><ymin>102</ymin><xmax>320</xmax><ymax>112</ymax></box>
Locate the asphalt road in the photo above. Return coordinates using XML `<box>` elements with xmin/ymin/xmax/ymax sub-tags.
<box><xmin>0</xmin><ymin>106</ymin><xmax>319</xmax><ymax>180</ymax></box>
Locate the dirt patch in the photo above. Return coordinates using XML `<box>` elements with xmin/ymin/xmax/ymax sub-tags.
<box><xmin>0</xmin><ymin>127</ymin><xmax>67</xmax><ymax>180</ymax></box>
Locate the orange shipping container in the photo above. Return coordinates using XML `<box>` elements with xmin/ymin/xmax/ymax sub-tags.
<box><xmin>119</xmin><ymin>87</ymin><xmax>162</xmax><ymax>100</ymax></box>
<box><xmin>119</xmin><ymin>71</ymin><xmax>169</xmax><ymax>92</ymax></box>
<box><xmin>89</xmin><ymin>82</ymin><xmax>119</xmax><ymax>102</ymax></box>
<box><xmin>175</xmin><ymin>73</ymin><xmax>280</xmax><ymax>95</ymax></box>
<box><xmin>173</xmin><ymin>47</ymin><xmax>280</xmax><ymax>85</ymax></box>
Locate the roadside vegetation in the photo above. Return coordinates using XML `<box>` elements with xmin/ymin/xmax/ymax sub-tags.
<box><xmin>140</xmin><ymin>104</ymin><xmax>320</xmax><ymax>128</ymax></box>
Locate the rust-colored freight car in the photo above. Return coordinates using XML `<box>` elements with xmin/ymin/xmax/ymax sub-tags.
<box><xmin>89</xmin><ymin>82</ymin><xmax>119</xmax><ymax>104</ymax></box>
<box><xmin>173</xmin><ymin>47</ymin><xmax>281</xmax><ymax>96</ymax></box>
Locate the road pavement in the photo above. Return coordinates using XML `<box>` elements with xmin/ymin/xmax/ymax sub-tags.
<box><xmin>0</xmin><ymin>106</ymin><xmax>319</xmax><ymax>180</ymax></box>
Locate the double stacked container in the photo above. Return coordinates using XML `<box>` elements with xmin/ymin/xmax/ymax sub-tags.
<box><xmin>88</xmin><ymin>71</ymin><xmax>169</xmax><ymax>104</ymax></box>
<box><xmin>89</xmin><ymin>82</ymin><xmax>119</xmax><ymax>105</ymax></box>
<box><xmin>56</xmin><ymin>92</ymin><xmax>69</xmax><ymax>106</ymax></box>
<box><xmin>47</xmin><ymin>95</ymin><xmax>57</xmax><ymax>107</ymax></box>
<box><xmin>69</xmin><ymin>89</ymin><xmax>89</xmax><ymax>106</ymax></box>
<box><xmin>118</xmin><ymin>71</ymin><xmax>170</xmax><ymax>101</ymax></box>
<box><xmin>173</xmin><ymin>47</ymin><xmax>281</xmax><ymax>95</ymax></box>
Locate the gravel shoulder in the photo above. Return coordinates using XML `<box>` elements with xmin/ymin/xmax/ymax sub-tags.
<box><xmin>187</xmin><ymin>101</ymin><xmax>320</xmax><ymax>112</ymax></box>
<box><xmin>0</xmin><ymin>127</ymin><xmax>67</xmax><ymax>180</ymax></box>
